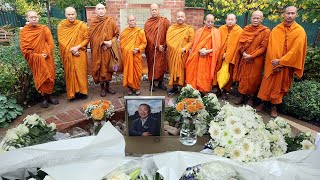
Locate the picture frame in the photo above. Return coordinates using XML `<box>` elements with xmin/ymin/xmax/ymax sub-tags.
<box><xmin>124</xmin><ymin>96</ymin><xmax>165</xmax><ymax>136</ymax></box>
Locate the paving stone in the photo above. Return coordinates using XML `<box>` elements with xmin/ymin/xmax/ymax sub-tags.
<box><xmin>112</xmin><ymin>99</ymin><xmax>123</xmax><ymax>110</ymax></box>
<box><xmin>56</xmin><ymin>112</ymin><xmax>75</xmax><ymax>123</ymax></box>
<box><xmin>66</xmin><ymin>109</ymin><xmax>86</xmax><ymax>120</ymax></box>
<box><xmin>46</xmin><ymin>117</ymin><xmax>64</xmax><ymax>124</ymax></box>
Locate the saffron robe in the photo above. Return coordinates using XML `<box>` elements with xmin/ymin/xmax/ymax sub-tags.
<box><xmin>20</xmin><ymin>24</ymin><xmax>55</xmax><ymax>95</ymax></box>
<box><xmin>257</xmin><ymin>22</ymin><xmax>307</xmax><ymax>104</ymax></box>
<box><xmin>213</xmin><ymin>24</ymin><xmax>242</xmax><ymax>90</ymax></box>
<box><xmin>144</xmin><ymin>16</ymin><xmax>170</xmax><ymax>81</ymax></box>
<box><xmin>89</xmin><ymin>16</ymin><xmax>119</xmax><ymax>83</ymax></box>
<box><xmin>58</xmin><ymin>20</ymin><xmax>89</xmax><ymax>99</ymax></box>
<box><xmin>185</xmin><ymin>27</ymin><xmax>221</xmax><ymax>93</ymax></box>
<box><xmin>234</xmin><ymin>24</ymin><xmax>270</xmax><ymax>96</ymax></box>
<box><xmin>120</xmin><ymin>27</ymin><xmax>147</xmax><ymax>90</ymax></box>
<box><xmin>166</xmin><ymin>23</ymin><xmax>194</xmax><ymax>86</ymax></box>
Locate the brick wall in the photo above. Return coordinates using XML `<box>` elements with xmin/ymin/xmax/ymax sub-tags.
<box><xmin>85</xmin><ymin>0</ymin><xmax>204</xmax><ymax>30</ymax></box>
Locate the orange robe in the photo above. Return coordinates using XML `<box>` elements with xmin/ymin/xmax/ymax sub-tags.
<box><xmin>58</xmin><ymin>20</ymin><xmax>89</xmax><ymax>99</ymax></box>
<box><xmin>185</xmin><ymin>27</ymin><xmax>221</xmax><ymax>93</ymax></box>
<box><xmin>166</xmin><ymin>23</ymin><xmax>194</xmax><ymax>86</ymax></box>
<box><xmin>257</xmin><ymin>22</ymin><xmax>307</xmax><ymax>104</ymax></box>
<box><xmin>144</xmin><ymin>16</ymin><xmax>170</xmax><ymax>81</ymax></box>
<box><xmin>120</xmin><ymin>27</ymin><xmax>147</xmax><ymax>90</ymax></box>
<box><xmin>20</xmin><ymin>24</ymin><xmax>55</xmax><ymax>95</ymax></box>
<box><xmin>89</xmin><ymin>16</ymin><xmax>119</xmax><ymax>84</ymax></box>
<box><xmin>213</xmin><ymin>24</ymin><xmax>242</xmax><ymax>91</ymax></box>
<box><xmin>233</xmin><ymin>25</ymin><xmax>270</xmax><ymax>96</ymax></box>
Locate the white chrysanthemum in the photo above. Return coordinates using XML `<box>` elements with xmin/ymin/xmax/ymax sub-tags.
<box><xmin>209</xmin><ymin>125</ymin><xmax>222</xmax><ymax>139</ymax></box>
<box><xmin>5</xmin><ymin>129</ymin><xmax>19</xmax><ymax>141</ymax></box>
<box><xmin>48</xmin><ymin>123</ymin><xmax>56</xmax><ymax>131</ymax></box>
<box><xmin>23</xmin><ymin>114</ymin><xmax>40</xmax><ymax>126</ymax></box>
<box><xmin>305</xmin><ymin>132</ymin><xmax>312</xmax><ymax>137</ymax></box>
<box><xmin>301</xmin><ymin>140</ymin><xmax>315</xmax><ymax>150</ymax></box>
<box><xmin>198</xmin><ymin>162</ymin><xmax>238</xmax><ymax>179</ymax></box>
<box><xmin>213</xmin><ymin>147</ymin><xmax>226</xmax><ymax>156</ymax></box>
<box><xmin>195</xmin><ymin>122</ymin><xmax>207</xmax><ymax>137</ymax></box>
<box><xmin>193</xmin><ymin>90</ymin><xmax>200</xmax><ymax>96</ymax></box>
<box><xmin>16</xmin><ymin>124</ymin><xmax>29</xmax><ymax>136</ymax></box>
<box><xmin>241</xmin><ymin>140</ymin><xmax>254</xmax><ymax>155</ymax></box>
<box><xmin>230</xmin><ymin>123</ymin><xmax>246</xmax><ymax>139</ymax></box>
<box><xmin>43</xmin><ymin>175</ymin><xmax>55</xmax><ymax>180</ymax></box>
<box><xmin>230</xmin><ymin>147</ymin><xmax>246</xmax><ymax>161</ymax></box>
<box><xmin>225</xmin><ymin>115</ymin><xmax>240</xmax><ymax>127</ymax></box>
<box><xmin>267</xmin><ymin>120</ymin><xmax>279</xmax><ymax>130</ymax></box>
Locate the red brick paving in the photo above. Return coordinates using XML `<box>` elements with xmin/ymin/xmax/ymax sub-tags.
<box><xmin>66</xmin><ymin>109</ymin><xmax>86</xmax><ymax>120</ymax></box>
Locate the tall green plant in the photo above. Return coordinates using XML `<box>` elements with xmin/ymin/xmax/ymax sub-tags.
<box><xmin>0</xmin><ymin>95</ymin><xmax>23</xmax><ymax>128</ymax></box>
<box><xmin>54</xmin><ymin>0</ymin><xmax>102</xmax><ymax>10</ymax></box>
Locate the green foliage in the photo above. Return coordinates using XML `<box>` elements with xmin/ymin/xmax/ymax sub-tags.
<box><xmin>164</xmin><ymin>106</ymin><xmax>181</xmax><ymax>126</ymax></box>
<box><xmin>2</xmin><ymin>0</ymin><xmax>45</xmax><ymax>16</ymax></box>
<box><xmin>300</xmin><ymin>47</ymin><xmax>320</xmax><ymax>82</ymax></box>
<box><xmin>54</xmin><ymin>0</ymin><xmax>102</xmax><ymax>10</ymax></box>
<box><xmin>286</xmin><ymin>132</ymin><xmax>315</xmax><ymax>152</ymax></box>
<box><xmin>281</xmin><ymin>80</ymin><xmax>320</xmax><ymax>122</ymax></box>
<box><xmin>0</xmin><ymin>95</ymin><xmax>23</xmax><ymax>128</ymax></box>
<box><xmin>185</xmin><ymin>0</ymin><xmax>207</xmax><ymax>8</ymax></box>
<box><xmin>0</xmin><ymin>26</ymin><xmax>65</xmax><ymax>105</ymax></box>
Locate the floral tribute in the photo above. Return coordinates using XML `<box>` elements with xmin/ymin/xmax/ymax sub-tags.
<box><xmin>1</xmin><ymin>114</ymin><xmax>56</xmax><ymax>151</ymax></box>
<box><xmin>82</xmin><ymin>100</ymin><xmax>115</xmax><ymax>121</ymax></box>
<box><xmin>205</xmin><ymin>103</ymin><xmax>317</xmax><ymax>162</ymax></box>
<box><xmin>176</xmin><ymin>98</ymin><xmax>204</xmax><ymax>118</ymax></box>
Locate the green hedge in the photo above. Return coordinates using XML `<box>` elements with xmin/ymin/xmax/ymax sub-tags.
<box><xmin>0</xmin><ymin>28</ymin><xmax>65</xmax><ymax>105</ymax></box>
<box><xmin>297</xmin><ymin>47</ymin><xmax>320</xmax><ymax>82</ymax></box>
<box><xmin>281</xmin><ymin>80</ymin><xmax>320</xmax><ymax>122</ymax></box>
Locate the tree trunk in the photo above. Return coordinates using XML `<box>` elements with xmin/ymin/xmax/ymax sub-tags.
<box><xmin>244</xmin><ymin>12</ymin><xmax>249</xmax><ymax>26</ymax></box>
<box><xmin>45</xmin><ymin>0</ymin><xmax>52</xmax><ymax>31</ymax></box>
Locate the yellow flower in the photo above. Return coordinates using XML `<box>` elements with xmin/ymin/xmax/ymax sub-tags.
<box><xmin>92</xmin><ymin>107</ymin><xmax>105</xmax><ymax>120</ymax></box>
<box><xmin>101</xmin><ymin>103</ymin><xmax>110</xmax><ymax>111</ymax></box>
<box><xmin>195</xmin><ymin>101</ymin><xmax>204</xmax><ymax>110</ymax></box>
<box><xmin>176</xmin><ymin>102</ymin><xmax>184</xmax><ymax>112</ymax></box>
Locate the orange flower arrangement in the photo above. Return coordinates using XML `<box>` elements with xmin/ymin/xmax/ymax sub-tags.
<box><xmin>176</xmin><ymin>98</ymin><xmax>204</xmax><ymax>117</ymax></box>
<box><xmin>82</xmin><ymin>100</ymin><xmax>115</xmax><ymax>121</ymax></box>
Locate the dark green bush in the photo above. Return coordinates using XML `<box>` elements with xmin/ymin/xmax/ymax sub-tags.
<box><xmin>296</xmin><ymin>47</ymin><xmax>320</xmax><ymax>82</ymax></box>
<box><xmin>281</xmin><ymin>80</ymin><xmax>320</xmax><ymax>122</ymax></box>
<box><xmin>0</xmin><ymin>95</ymin><xmax>23</xmax><ymax>128</ymax></box>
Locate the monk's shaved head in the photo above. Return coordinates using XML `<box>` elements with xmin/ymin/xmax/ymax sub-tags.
<box><xmin>95</xmin><ymin>3</ymin><xmax>106</xmax><ymax>18</ymax></box>
<box><xmin>283</xmin><ymin>6</ymin><xmax>298</xmax><ymax>25</ymax></box>
<box><xmin>150</xmin><ymin>3</ymin><xmax>160</xmax><ymax>18</ymax></box>
<box><xmin>204</xmin><ymin>14</ymin><xmax>215</xmax><ymax>28</ymax></box>
<box><xmin>285</xmin><ymin>6</ymin><xmax>298</xmax><ymax>13</ymax></box>
<box><xmin>65</xmin><ymin>7</ymin><xmax>77</xmax><ymax>22</ymax></box>
<box><xmin>252</xmin><ymin>10</ymin><xmax>263</xmax><ymax>18</ymax></box>
<box><xmin>226</xmin><ymin>13</ymin><xmax>237</xmax><ymax>27</ymax></box>
<box><xmin>26</xmin><ymin>10</ymin><xmax>39</xmax><ymax>26</ymax></box>
<box><xmin>176</xmin><ymin>11</ymin><xmax>186</xmax><ymax>25</ymax></box>
<box><xmin>127</xmin><ymin>15</ymin><xmax>136</xmax><ymax>28</ymax></box>
<box><xmin>26</xmin><ymin>10</ymin><xmax>37</xmax><ymax>18</ymax></box>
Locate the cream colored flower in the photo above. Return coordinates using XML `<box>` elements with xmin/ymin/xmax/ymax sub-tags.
<box><xmin>16</xmin><ymin>124</ymin><xmax>29</xmax><ymax>136</ymax></box>
<box><xmin>230</xmin><ymin>147</ymin><xmax>245</xmax><ymax>161</ymax></box>
<box><xmin>48</xmin><ymin>123</ymin><xmax>56</xmax><ymax>131</ymax></box>
<box><xmin>305</xmin><ymin>131</ymin><xmax>311</xmax><ymax>137</ymax></box>
<box><xmin>5</xmin><ymin>129</ymin><xmax>19</xmax><ymax>141</ymax></box>
<box><xmin>301</xmin><ymin>140</ymin><xmax>315</xmax><ymax>150</ymax></box>
<box><xmin>209</xmin><ymin>125</ymin><xmax>222</xmax><ymax>140</ymax></box>
<box><xmin>214</xmin><ymin>147</ymin><xmax>226</xmax><ymax>156</ymax></box>
<box><xmin>24</xmin><ymin>114</ymin><xmax>40</xmax><ymax>126</ymax></box>
<box><xmin>241</xmin><ymin>140</ymin><xmax>254</xmax><ymax>155</ymax></box>
<box><xmin>230</xmin><ymin>123</ymin><xmax>246</xmax><ymax>139</ymax></box>
<box><xmin>225</xmin><ymin>116</ymin><xmax>240</xmax><ymax>127</ymax></box>
<box><xmin>193</xmin><ymin>90</ymin><xmax>200</xmax><ymax>96</ymax></box>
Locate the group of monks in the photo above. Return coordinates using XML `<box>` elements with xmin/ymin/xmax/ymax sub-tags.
<box><xmin>19</xmin><ymin>3</ymin><xmax>306</xmax><ymax>118</ymax></box>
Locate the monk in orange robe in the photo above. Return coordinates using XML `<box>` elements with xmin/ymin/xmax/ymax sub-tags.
<box><xmin>185</xmin><ymin>14</ymin><xmax>221</xmax><ymax>93</ymax></box>
<box><xmin>20</xmin><ymin>10</ymin><xmax>59</xmax><ymax>108</ymax></box>
<box><xmin>233</xmin><ymin>10</ymin><xmax>270</xmax><ymax>106</ymax></box>
<box><xmin>144</xmin><ymin>3</ymin><xmax>171</xmax><ymax>91</ymax></box>
<box><xmin>58</xmin><ymin>7</ymin><xmax>89</xmax><ymax>100</ymax></box>
<box><xmin>120</xmin><ymin>15</ymin><xmax>147</xmax><ymax>95</ymax></box>
<box><xmin>212</xmin><ymin>14</ymin><xmax>242</xmax><ymax>100</ymax></box>
<box><xmin>166</xmin><ymin>11</ymin><xmax>194</xmax><ymax>95</ymax></box>
<box><xmin>89</xmin><ymin>3</ymin><xmax>119</xmax><ymax>96</ymax></box>
<box><xmin>256</xmin><ymin>6</ymin><xmax>307</xmax><ymax>118</ymax></box>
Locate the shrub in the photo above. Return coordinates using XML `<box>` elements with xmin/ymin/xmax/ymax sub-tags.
<box><xmin>281</xmin><ymin>80</ymin><xmax>320</xmax><ymax>122</ymax></box>
<box><xmin>297</xmin><ymin>47</ymin><xmax>320</xmax><ymax>82</ymax></box>
<box><xmin>0</xmin><ymin>95</ymin><xmax>23</xmax><ymax>128</ymax></box>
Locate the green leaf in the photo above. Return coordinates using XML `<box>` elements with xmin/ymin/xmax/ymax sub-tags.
<box><xmin>29</xmin><ymin>128</ymin><xmax>41</xmax><ymax>136</ymax></box>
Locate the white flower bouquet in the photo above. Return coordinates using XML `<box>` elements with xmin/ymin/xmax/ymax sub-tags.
<box><xmin>1</xmin><ymin>114</ymin><xmax>56</xmax><ymax>151</ymax></box>
<box><xmin>82</xmin><ymin>100</ymin><xmax>115</xmax><ymax>121</ymax></box>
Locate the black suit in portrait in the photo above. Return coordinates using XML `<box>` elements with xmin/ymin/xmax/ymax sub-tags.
<box><xmin>129</xmin><ymin>116</ymin><xmax>160</xmax><ymax>136</ymax></box>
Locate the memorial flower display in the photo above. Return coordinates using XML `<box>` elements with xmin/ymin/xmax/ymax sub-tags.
<box><xmin>1</xmin><ymin>114</ymin><xmax>56</xmax><ymax>151</ymax></box>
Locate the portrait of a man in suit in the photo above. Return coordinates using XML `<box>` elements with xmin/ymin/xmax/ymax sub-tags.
<box><xmin>129</xmin><ymin>103</ymin><xmax>160</xmax><ymax>136</ymax></box>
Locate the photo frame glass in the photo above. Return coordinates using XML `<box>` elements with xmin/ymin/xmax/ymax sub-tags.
<box><xmin>125</xmin><ymin>96</ymin><xmax>165</xmax><ymax>136</ymax></box>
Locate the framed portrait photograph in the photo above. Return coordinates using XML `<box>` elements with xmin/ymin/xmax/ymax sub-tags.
<box><xmin>124</xmin><ymin>96</ymin><xmax>165</xmax><ymax>136</ymax></box>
